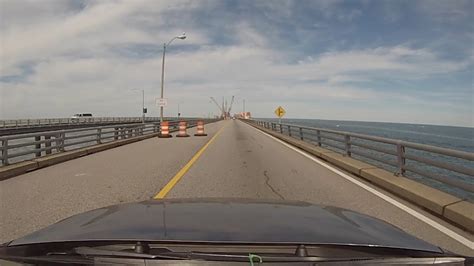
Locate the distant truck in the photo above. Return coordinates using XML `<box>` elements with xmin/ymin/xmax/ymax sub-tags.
<box><xmin>71</xmin><ymin>113</ymin><xmax>93</xmax><ymax>122</ymax></box>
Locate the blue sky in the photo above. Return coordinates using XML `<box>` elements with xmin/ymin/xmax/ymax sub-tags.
<box><xmin>0</xmin><ymin>0</ymin><xmax>473</xmax><ymax>126</ymax></box>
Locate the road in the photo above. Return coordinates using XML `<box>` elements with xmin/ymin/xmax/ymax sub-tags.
<box><xmin>1</xmin><ymin>120</ymin><xmax>473</xmax><ymax>255</ymax></box>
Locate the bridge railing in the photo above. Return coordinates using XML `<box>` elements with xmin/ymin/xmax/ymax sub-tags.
<box><xmin>250</xmin><ymin>120</ymin><xmax>474</xmax><ymax>196</ymax></box>
<box><xmin>0</xmin><ymin>117</ymin><xmax>164</xmax><ymax>128</ymax></box>
<box><xmin>0</xmin><ymin>119</ymin><xmax>218</xmax><ymax>166</ymax></box>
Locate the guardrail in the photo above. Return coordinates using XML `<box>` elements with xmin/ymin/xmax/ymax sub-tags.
<box><xmin>0</xmin><ymin>117</ymin><xmax>168</xmax><ymax>128</ymax></box>
<box><xmin>250</xmin><ymin>120</ymin><xmax>474</xmax><ymax>195</ymax></box>
<box><xmin>0</xmin><ymin>119</ymin><xmax>218</xmax><ymax>166</ymax></box>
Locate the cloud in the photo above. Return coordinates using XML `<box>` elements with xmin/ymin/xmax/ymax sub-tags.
<box><xmin>1</xmin><ymin>0</ymin><xmax>472</xmax><ymax>127</ymax></box>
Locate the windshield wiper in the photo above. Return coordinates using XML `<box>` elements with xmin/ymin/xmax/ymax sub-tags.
<box><xmin>74</xmin><ymin>247</ymin><xmax>187</xmax><ymax>260</ymax></box>
<box><xmin>0</xmin><ymin>254</ymin><xmax>94</xmax><ymax>265</ymax></box>
<box><xmin>73</xmin><ymin>246</ymin><xmax>377</xmax><ymax>263</ymax></box>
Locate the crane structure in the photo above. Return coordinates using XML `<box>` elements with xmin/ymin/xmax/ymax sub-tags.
<box><xmin>210</xmin><ymin>96</ymin><xmax>225</xmax><ymax>119</ymax></box>
<box><xmin>210</xmin><ymin>96</ymin><xmax>235</xmax><ymax>119</ymax></box>
<box><xmin>227</xmin><ymin>96</ymin><xmax>235</xmax><ymax>115</ymax></box>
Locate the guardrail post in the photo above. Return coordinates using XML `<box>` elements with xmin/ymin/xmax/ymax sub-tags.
<box><xmin>97</xmin><ymin>128</ymin><xmax>102</xmax><ymax>144</ymax></box>
<box><xmin>35</xmin><ymin>136</ymin><xmax>41</xmax><ymax>157</ymax></box>
<box><xmin>299</xmin><ymin>127</ymin><xmax>303</xmax><ymax>140</ymax></box>
<box><xmin>45</xmin><ymin>135</ymin><xmax>52</xmax><ymax>155</ymax></box>
<box><xmin>1</xmin><ymin>140</ymin><xmax>8</xmax><ymax>165</ymax></box>
<box><xmin>54</xmin><ymin>133</ymin><xmax>61</xmax><ymax>152</ymax></box>
<box><xmin>59</xmin><ymin>133</ymin><xmax>65</xmax><ymax>152</ymax></box>
<box><xmin>396</xmin><ymin>143</ymin><xmax>406</xmax><ymax>176</ymax></box>
<box><xmin>288</xmin><ymin>125</ymin><xmax>292</xmax><ymax>136</ymax></box>
<box><xmin>279</xmin><ymin>124</ymin><xmax>283</xmax><ymax>133</ymax></box>
<box><xmin>344</xmin><ymin>135</ymin><xmax>351</xmax><ymax>157</ymax></box>
<box><xmin>114</xmin><ymin>128</ymin><xmax>119</xmax><ymax>140</ymax></box>
<box><xmin>316</xmin><ymin>130</ymin><xmax>322</xmax><ymax>146</ymax></box>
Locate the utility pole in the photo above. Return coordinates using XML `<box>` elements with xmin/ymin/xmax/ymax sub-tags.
<box><xmin>141</xmin><ymin>89</ymin><xmax>145</xmax><ymax>123</ymax></box>
<box><xmin>177</xmin><ymin>103</ymin><xmax>181</xmax><ymax>120</ymax></box>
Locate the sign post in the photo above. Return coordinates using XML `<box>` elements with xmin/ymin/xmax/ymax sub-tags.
<box><xmin>274</xmin><ymin>106</ymin><xmax>286</xmax><ymax>124</ymax></box>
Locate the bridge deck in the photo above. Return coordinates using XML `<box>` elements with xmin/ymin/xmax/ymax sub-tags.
<box><xmin>1</xmin><ymin>120</ymin><xmax>472</xmax><ymax>255</ymax></box>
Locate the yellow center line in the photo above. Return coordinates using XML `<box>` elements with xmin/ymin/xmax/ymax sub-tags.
<box><xmin>153</xmin><ymin>123</ymin><xmax>227</xmax><ymax>199</ymax></box>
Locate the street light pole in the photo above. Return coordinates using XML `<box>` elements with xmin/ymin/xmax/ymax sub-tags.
<box><xmin>141</xmin><ymin>89</ymin><xmax>145</xmax><ymax>123</ymax></box>
<box><xmin>160</xmin><ymin>43</ymin><xmax>166</xmax><ymax>122</ymax></box>
<box><xmin>159</xmin><ymin>33</ymin><xmax>186</xmax><ymax>123</ymax></box>
<box><xmin>132</xmin><ymin>89</ymin><xmax>145</xmax><ymax>123</ymax></box>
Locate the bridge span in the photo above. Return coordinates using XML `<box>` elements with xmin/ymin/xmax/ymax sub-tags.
<box><xmin>0</xmin><ymin>117</ymin><xmax>177</xmax><ymax>135</ymax></box>
<box><xmin>0</xmin><ymin>120</ymin><xmax>473</xmax><ymax>255</ymax></box>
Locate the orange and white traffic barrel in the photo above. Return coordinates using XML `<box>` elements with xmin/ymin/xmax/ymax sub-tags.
<box><xmin>158</xmin><ymin>121</ymin><xmax>172</xmax><ymax>138</ymax></box>
<box><xmin>176</xmin><ymin>121</ymin><xmax>190</xmax><ymax>137</ymax></box>
<box><xmin>194</xmin><ymin>121</ymin><xmax>208</xmax><ymax>136</ymax></box>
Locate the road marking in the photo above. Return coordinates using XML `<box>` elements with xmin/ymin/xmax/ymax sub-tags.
<box><xmin>247</xmin><ymin>123</ymin><xmax>474</xmax><ymax>248</ymax></box>
<box><xmin>154</xmin><ymin>123</ymin><xmax>227</xmax><ymax>199</ymax></box>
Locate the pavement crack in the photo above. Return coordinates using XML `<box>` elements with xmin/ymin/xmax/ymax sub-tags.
<box><xmin>263</xmin><ymin>170</ymin><xmax>284</xmax><ymax>200</ymax></box>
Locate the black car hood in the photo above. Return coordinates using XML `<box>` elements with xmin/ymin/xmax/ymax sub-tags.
<box><xmin>7</xmin><ymin>198</ymin><xmax>441</xmax><ymax>253</ymax></box>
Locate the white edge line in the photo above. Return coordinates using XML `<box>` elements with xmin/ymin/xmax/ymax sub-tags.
<box><xmin>248</xmin><ymin>123</ymin><xmax>473</xmax><ymax>248</ymax></box>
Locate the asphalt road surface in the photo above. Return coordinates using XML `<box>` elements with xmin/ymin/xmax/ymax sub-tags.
<box><xmin>1</xmin><ymin>120</ymin><xmax>472</xmax><ymax>256</ymax></box>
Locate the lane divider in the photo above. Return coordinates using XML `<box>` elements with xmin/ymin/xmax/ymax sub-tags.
<box><xmin>154</xmin><ymin>123</ymin><xmax>227</xmax><ymax>199</ymax></box>
<box><xmin>245</xmin><ymin>121</ymin><xmax>474</xmax><ymax>248</ymax></box>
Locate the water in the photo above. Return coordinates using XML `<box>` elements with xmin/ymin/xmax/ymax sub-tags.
<box><xmin>263</xmin><ymin>118</ymin><xmax>474</xmax><ymax>201</ymax></box>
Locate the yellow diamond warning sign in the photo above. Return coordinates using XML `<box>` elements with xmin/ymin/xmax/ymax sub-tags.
<box><xmin>274</xmin><ymin>106</ymin><xmax>286</xmax><ymax>118</ymax></box>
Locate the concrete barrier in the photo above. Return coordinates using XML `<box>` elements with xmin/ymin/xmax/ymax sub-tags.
<box><xmin>444</xmin><ymin>201</ymin><xmax>474</xmax><ymax>230</ymax></box>
<box><xmin>33</xmin><ymin>150</ymin><xmax>89</xmax><ymax>168</ymax></box>
<box><xmin>0</xmin><ymin>161</ymin><xmax>38</xmax><ymax>181</ymax></box>
<box><xmin>244</xmin><ymin>120</ymin><xmax>474</xmax><ymax>232</ymax></box>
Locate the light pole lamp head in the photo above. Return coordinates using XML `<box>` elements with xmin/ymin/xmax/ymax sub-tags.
<box><xmin>177</xmin><ymin>32</ymin><xmax>186</xmax><ymax>40</ymax></box>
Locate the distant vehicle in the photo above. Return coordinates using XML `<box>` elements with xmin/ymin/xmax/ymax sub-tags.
<box><xmin>0</xmin><ymin>199</ymin><xmax>471</xmax><ymax>265</ymax></box>
<box><xmin>71</xmin><ymin>113</ymin><xmax>93</xmax><ymax>122</ymax></box>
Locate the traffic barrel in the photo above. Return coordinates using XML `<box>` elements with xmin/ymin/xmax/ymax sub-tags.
<box><xmin>158</xmin><ymin>121</ymin><xmax>172</xmax><ymax>138</ymax></box>
<box><xmin>194</xmin><ymin>121</ymin><xmax>208</xmax><ymax>136</ymax></box>
<box><xmin>176</xmin><ymin>121</ymin><xmax>190</xmax><ymax>137</ymax></box>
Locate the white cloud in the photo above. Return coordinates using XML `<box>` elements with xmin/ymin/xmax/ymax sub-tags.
<box><xmin>0</xmin><ymin>0</ymin><xmax>472</xmax><ymax>126</ymax></box>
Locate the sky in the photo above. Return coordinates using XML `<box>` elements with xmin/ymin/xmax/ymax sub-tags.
<box><xmin>0</xmin><ymin>0</ymin><xmax>473</xmax><ymax>127</ymax></box>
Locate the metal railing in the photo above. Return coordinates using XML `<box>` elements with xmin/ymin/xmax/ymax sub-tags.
<box><xmin>0</xmin><ymin>117</ymin><xmax>167</xmax><ymax>128</ymax></box>
<box><xmin>0</xmin><ymin>119</ymin><xmax>218</xmax><ymax>166</ymax></box>
<box><xmin>250</xmin><ymin>120</ymin><xmax>474</xmax><ymax>196</ymax></box>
